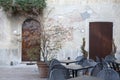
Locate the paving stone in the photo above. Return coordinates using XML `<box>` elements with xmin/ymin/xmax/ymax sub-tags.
<box><xmin>0</xmin><ymin>64</ymin><xmax>47</xmax><ymax>80</ymax></box>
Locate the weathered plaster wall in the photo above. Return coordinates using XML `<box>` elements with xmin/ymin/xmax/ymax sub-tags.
<box><xmin>45</xmin><ymin>0</ymin><xmax>120</xmax><ymax>60</ymax></box>
<box><xmin>0</xmin><ymin>9</ymin><xmax>24</xmax><ymax>66</ymax></box>
<box><xmin>0</xmin><ymin>0</ymin><xmax>120</xmax><ymax>65</ymax></box>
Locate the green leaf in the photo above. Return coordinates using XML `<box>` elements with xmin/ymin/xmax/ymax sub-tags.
<box><xmin>0</xmin><ymin>0</ymin><xmax>46</xmax><ymax>16</ymax></box>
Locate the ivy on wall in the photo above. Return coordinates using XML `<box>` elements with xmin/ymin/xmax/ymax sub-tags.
<box><xmin>0</xmin><ymin>0</ymin><xmax>46</xmax><ymax>16</ymax></box>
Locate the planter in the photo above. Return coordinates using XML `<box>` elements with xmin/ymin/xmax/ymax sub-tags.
<box><xmin>37</xmin><ymin>61</ymin><xmax>49</xmax><ymax>78</ymax></box>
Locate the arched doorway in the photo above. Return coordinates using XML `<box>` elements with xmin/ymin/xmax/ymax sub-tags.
<box><xmin>22</xmin><ymin>18</ymin><xmax>41</xmax><ymax>61</ymax></box>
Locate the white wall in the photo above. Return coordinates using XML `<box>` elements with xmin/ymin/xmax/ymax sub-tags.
<box><xmin>0</xmin><ymin>0</ymin><xmax>120</xmax><ymax>66</ymax></box>
<box><xmin>45</xmin><ymin>0</ymin><xmax>120</xmax><ymax>60</ymax></box>
<box><xmin>0</xmin><ymin>8</ymin><xmax>24</xmax><ymax>66</ymax></box>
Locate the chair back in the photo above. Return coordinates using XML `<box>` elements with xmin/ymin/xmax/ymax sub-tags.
<box><xmin>105</xmin><ymin>54</ymin><xmax>116</xmax><ymax>62</ymax></box>
<box><xmin>95</xmin><ymin>56</ymin><xmax>101</xmax><ymax>62</ymax></box>
<box><xmin>76</xmin><ymin>56</ymin><xmax>87</xmax><ymax>65</ymax></box>
<box><xmin>82</xmin><ymin>59</ymin><xmax>97</xmax><ymax>67</ymax></box>
<box><xmin>75</xmin><ymin>56</ymin><xmax>84</xmax><ymax>61</ymax></box>
<box><xmin>48</xmin><ymin>59</ymin><xmax>61</xmax><ymax>77</ymax></box>
<box><xmin>51</xmin><ymin>64</ymin><xmax>70</xmax><ymax>79</ymax></box>
<box><xmin>48</xmin><ymin>69</ymin><xmax>66</xmax><ymax>80</ymax></box>
<box><xmin>49</xmin><ymin>59</ymin><xmax>60</xmax><ymax>70</ymax></box>
<box><xmin>91</xmin><ymin>62</ymin><xmax>108</xmax><ymax>76</ymax></box>
<box><xmin>106</xmin><ymin>61</ymin><xmax>120</xmax><ymax>73</ymax></box>
<box><xmin>81</xmin><ymin>59</ymin><xmax>97</xmax><ymax>75</ymax></box>
<box><xmin>97</xmin><ymin>68</ymin><xmax>120</xmax><ymax>80</ymax></box>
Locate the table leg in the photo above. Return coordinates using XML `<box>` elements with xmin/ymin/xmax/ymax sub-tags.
<box><xmin>71</xmin><ymin>70</ymin><xmax>78</xmax><ymax>77</ymax></box>
<box><xmin>72</xmin><ymin>70</ymin><xmax>75</xmax><ymax>77</ymax></box>
<box><xmin>74</xmin><ymin>70</ymin><xmax>78</xmax><ymax>77</ymax></box>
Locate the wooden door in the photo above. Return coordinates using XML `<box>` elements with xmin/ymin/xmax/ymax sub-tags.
<box><xmin>89</xmin><ymin>22</ymin><xmax>113</xmax><ymax>61</ymax></box>
<box><xmin>22</xmin><ymin>18</ymin><xmax>41</xmax><ymax>61</ymax></box>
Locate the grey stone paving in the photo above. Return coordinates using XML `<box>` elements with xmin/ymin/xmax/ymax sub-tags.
<box><xmin>0</xmin><ymin>64</ymin><xmax>47</xmax><ymax>80</ymax></box>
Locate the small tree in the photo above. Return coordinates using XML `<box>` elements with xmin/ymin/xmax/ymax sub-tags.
<box><xmin>81</xmin><ymin>38</ymin><xmax>88</xmax><ymax>59</ymax></box>
<box><xmin>40</xmin><ymin>24</ymin><xmax>66</xmax><ymax>62</ymax></box>
<box><xmin>39</xmin><ymin>8</ymin><xmax>69</xmax><ymax>62</ymax></box>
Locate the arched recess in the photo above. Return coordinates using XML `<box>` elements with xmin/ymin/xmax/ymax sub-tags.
<box><xmin>22</xmin><ymin>18</ymin><xmax>41</xmax><ymax>61</ymax></box>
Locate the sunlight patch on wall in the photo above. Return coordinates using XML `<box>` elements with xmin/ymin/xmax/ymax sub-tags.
<box><xmin>0</xmin><ymin>9</ymin><xmax>11</xmax><ymax>48</ymax></box>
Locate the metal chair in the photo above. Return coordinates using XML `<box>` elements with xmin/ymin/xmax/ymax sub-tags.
<box><xmin>105</xmin><ymin>54</ymin><xmax>117</xmax><ymax>62</ymax></box>
<box><xmin>82</xmin><ymin>59</ymin><xmax>96</xmax><ymax>67</ymax></box>
<box><xmin>106</xmin><ymin>61</ymin><xmax>120</xmax><ymax>75</ymax></box>
<box><xmin>95</xmin><ymin>56</ymin><xmax>101</xmax><ymax>62</ymax></box>
<box><xmin>75</xmin><ymin>56</ymin><xmax>87</xmax><ymax>76</ymax></box>
<box><xmin>75</xmin><ymin>56</ymin><xmax>87</xmax><ymax>65</ymax></box>
<box><xmin>50</xmin><ymin>64</ymin><xmax>71</xmax><ymax>79</ymax></box>
<box><xmin>49</xmin><ymin>59</ymin><xmax>61</xmax><ymax>70</ymax></box>
<box><xmin>97</xmin><ymin>68</ymin><xmax>120</xmax><ymax>80</ymax></box>
<box><xmin>48</xmin><ymin>69</ymin><xmax>66</xmax><ymax>80</ymax></box>
<box><xmin>82</xmin><ymin>59</ymin><xmax>97</xmax><ymax>75</ymax></box>
<box><xmin>91</xmin><ymin>62</ymin><xmax>108</xmax><ymax>76</ymax></box>
<box><xmin>75</xmin><ymin>56</ymin><xmax>84</xmax><ymax>64</ymax></box>
<box><xmin>48</xmin><ymin>59</ymin><xmax>61</xmax><ymax>78</ymax></box>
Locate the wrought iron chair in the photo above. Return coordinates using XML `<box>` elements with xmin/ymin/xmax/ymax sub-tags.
<box><xmin>81</xmin><ymin>59</ymin><xmax>97</xmax><ymax>75</ymax></box>
<box><xmin>50</xmin><ymin>64</ymin><xmax>71</xmax><ymax>79</ymax></box>
<box><xmin>48</xmin><ymin>69</ymin><xmax>66</xmax><ymax>80</ymax></box>
<box><xmin>105</xmin><ymin>54</ymin><xmax>117</xmax><ymax>62</ymax></box>
<box><xmin>106</xmin><ymin>61</ymin><xmax>120</xmax><ymax>75</ymax></box>
<box><xmin>91</xmin><ymin>62</ymin><xmax>108</xmax><ymax>76</ymax></box>
<box><xmin>75</xmin><ymin>56</ymin><xmax>87</xmax><ymax>76</ymax></box>
<box><xmin>48</xmin><ymin>59</ymin><xmax>61</xmax><ymax>77</ymax></box>
<box><xmin>75</xmin><ymin>56</ymin><xmax>87</xmax><ymax>65</ymax></box>
<box><xmin>95</xmin><ymin>56</ymin><xmax>101</xmax><ymax>62</ymax></box>
<box><xmin>49</xmin><ymin>59</ymin><xmax>61</xmax><ymax>70</ymax></box>
<box><xmin>97</xmin><ymin>68</ymin><xmax>120</xmax><ymax>80</ymax></box>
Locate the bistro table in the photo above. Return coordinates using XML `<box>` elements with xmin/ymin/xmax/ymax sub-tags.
<box><xmin>60</xmin><ymin>60</ymin><xmax>78</xmax><ymax>65</ymax></box>
<box><xmin>67</xmin><ymin>75</ymin><xmax>103</xmax><ymax>80</ymax></box>
<box><xmin>63</xmin><ymin>64</ymin><xmax>94</xmax><ymax>77</ymax></box>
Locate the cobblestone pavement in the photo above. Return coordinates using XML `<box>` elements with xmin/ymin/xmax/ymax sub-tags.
<box><xmin>0</xmin><ymin>64</ymin><xmax>47</xmax><ymax>80</ymax></box>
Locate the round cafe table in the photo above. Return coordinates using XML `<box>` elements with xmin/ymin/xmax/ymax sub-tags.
<box><xmin>64</xmin><ymin>64</ymin><xmax>93</xmax><ymax>77</ymax></box>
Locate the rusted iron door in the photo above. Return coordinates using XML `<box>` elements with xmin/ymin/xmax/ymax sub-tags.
<box><xmin>89</xmin><ymin>22</ymin><xmax>113</xmax><ymax>60</ymax></box>
<box><xmin>22</xmin><ymin>18</ymin><xmax>41</xmax><ymax>61</ymax></box>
